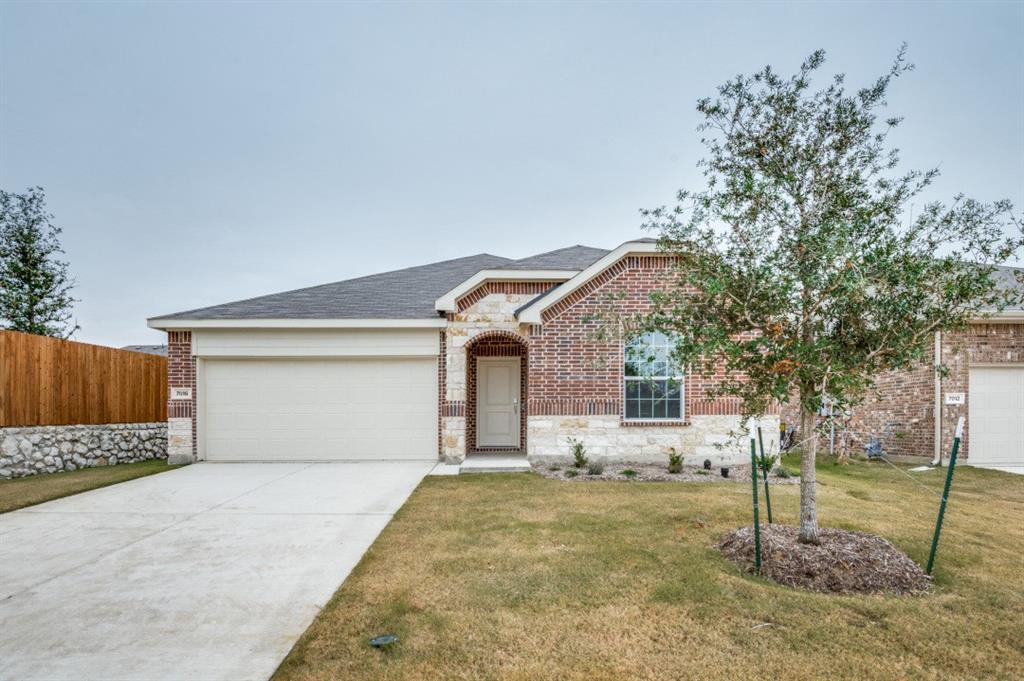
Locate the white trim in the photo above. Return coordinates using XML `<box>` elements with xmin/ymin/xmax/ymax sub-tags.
<box><xmin>970</xmin><ymin>310</ymin><xmax>1024</xmax><ymax>323</ymax></box>
<box><xmin>434</xmin><ymin>269</ymin><xmax>579</xmax><ymax>312</ymax></box>
<box><xmin>147</xmin><ymin>317</ymin><xmax>448</xmax><ymax>330</ymax></box>
<box><xmin>517</xmin><ymin>241</ymin><xmax>662</xmax><ymax>324</ymax></box>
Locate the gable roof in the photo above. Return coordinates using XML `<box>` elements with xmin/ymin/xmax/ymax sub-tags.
<box><xmin>148</xmin><ymin>244</ymin><xmax>613</xmax><ymax>324</ymax></box>
<box><xmin>149</xmin><ymin>253</ymin><xmax>513</xmax><ymax>321</ymax></box>
<box><xmin>496</xmin><ymin>245</ymin><xmax>609</xmax><ymax>270</ymax></box>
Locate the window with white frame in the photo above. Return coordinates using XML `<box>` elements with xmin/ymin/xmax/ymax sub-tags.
<box><xmin>624</xmin><ymin>331</ymin><xmax>683</xmax><ymax>421</ymax></box>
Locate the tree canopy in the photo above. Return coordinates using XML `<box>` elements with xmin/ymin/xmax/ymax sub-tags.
<box><xmin>0</xmin><ymin>187</ymin><xmax>79</xmax><ymax>338</ymax></box>
<box><xmin>640</xmin><ymin>47</ymin><xmax>1023</xmax><ymax>543</ymax></box>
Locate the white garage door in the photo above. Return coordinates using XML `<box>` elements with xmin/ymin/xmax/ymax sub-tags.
<box><xmin>203</xmin><ymin>358</ymin><xmax>437</xmax><ymax>461</ymax></box>
<box><xmin>968</xmin><ymin>366</ymin><xmax>1024</xmax><ymax>472</ymax></box>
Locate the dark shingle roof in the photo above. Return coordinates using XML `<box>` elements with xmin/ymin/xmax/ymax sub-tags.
<box><xmin>496</xmin><ymin>245</ymin><xmax>609</xmax><ymax>270</ymax></box>
<box><xmin>149</xmin><ymin>243</ymin><xmax>618</xmax><ymax>322</ymax></box>
<box><xmin>150</xmin><ymin>253</ymin><xmax>513</xmax><ymax>320</ymax></box>
<box><xmin>121</xmin><ymin>344</ymin><xmax>168</xmax><ymax>356</ymax></box>
<box><xmin>990</xmin><ymin>265</ymin><xmax>1024</xmax><ymax>312</ymax></box>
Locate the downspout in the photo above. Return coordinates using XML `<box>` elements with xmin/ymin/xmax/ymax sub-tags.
<box><xmin>931</xmin><ymin>331</ymin><xmax>943</xmax><ymax>466</ymax></box>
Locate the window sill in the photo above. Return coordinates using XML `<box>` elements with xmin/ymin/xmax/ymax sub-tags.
<box><xmin>620</xmin><ymin>419</ymin><xmax>689</xmax><ymax>427</ymax></box>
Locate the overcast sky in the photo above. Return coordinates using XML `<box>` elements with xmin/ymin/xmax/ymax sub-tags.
<box><xmin>1</xmin><ymin>1</ymin><xmax>1021</xmax><ymax>347</ymax></box>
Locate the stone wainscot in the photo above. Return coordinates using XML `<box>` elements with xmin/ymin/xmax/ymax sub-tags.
<box><xmin>0</xmin><ymin>422</ymin><xmax>168</xmax><ymax>479</ymax></box>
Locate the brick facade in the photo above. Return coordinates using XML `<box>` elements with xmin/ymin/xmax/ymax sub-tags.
<box><xmin>166</xmin><ymin>330</ymin><xmax>196</xmax><ymax>464</ymax></box>
<box><xmin>521</xmin><ymin>255</ymin><xmax>775</xmax><ymax>463</ymax></box>
<box><xmin>163</xmin><ymin>254</ymin><xmax>786</xmax><ymax>466</ymax></box>
<box><xmin>780</xmin><ymin>323</ymin><xmax>1024</xmax><ymax>460</ymax></box>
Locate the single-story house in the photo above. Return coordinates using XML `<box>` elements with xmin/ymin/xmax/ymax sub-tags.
<box><xmin>148</xmin><ymin>239</ymin><xmax>776</xmax><ymax>467</ymax></box>
<box><xmin>780</xmin><ymin>266</ymin><xmax>1024</xmax><ymax>474</ymax></box>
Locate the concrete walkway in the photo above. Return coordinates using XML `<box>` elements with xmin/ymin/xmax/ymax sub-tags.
<box><xmin>0</xmin><ymin>461</ymin><xmax>433</xmax><ymax>681</ymax></box>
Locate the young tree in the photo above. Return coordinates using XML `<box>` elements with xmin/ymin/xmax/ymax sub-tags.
<box><xmin>641</xmin><ymin>47</ymin><xmax>1023</xmax><ymax>544</ymax></box>
<box><xmin>0</xmin><ymin>187</ymin><xmax>79</xmax><ymax>338</ymax></box>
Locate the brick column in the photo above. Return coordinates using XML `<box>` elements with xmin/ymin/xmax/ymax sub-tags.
<box><xmin>166</xmin><ymin>330</ymin><xmax>196</xmax><ymax>464</ymax></box>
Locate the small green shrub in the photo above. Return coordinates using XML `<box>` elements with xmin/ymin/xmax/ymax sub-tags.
<box><xmin>756</xmin><ymin>452</ymin><xmax>778</xmax><ymax>474</ymax></box>
<box><xmin>568</xmin><ymin>437</ymin><xmax>588</xmax><ymax>468</ymax></box>
<box><xmin>696</xmin><ymin>469</ymin><xmax>709</xmax><ymax>476</ymax></box>
<box><xmin>621</xmin><ymin>469</ymin><xmax>638</xmax><ymax>478</ymax></box>
<box><xmin>587</xmin><ymin>461</ymin><xmax>604</xmax><ymax>476</ymax></box>
<box><xmin>775</xmin><ymin>466</ymin><xmax>792</xmax><ymax>479</ymax></box>
<box><xmin>667</xmin><ymin>447</ymin><xmax>683</xmax><ymax>474</ymax></box>
<box><xmin>565</xmin><ymin>469</ymin><xmax>579</xmax><ymax>478</ymax></box>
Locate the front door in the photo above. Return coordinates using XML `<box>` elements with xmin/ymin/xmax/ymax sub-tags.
<box><xmin>477</xmin><ymin>357</ymin><xmax>520</xmax><ymax>448</ymax></box>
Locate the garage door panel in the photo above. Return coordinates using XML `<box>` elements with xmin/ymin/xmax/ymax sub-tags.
<box><xmin>203</xmin><ymin>359</ymin><xmax>437</xmax><ymax>461</ymax></box>
<box><xmin>968</xmin><ymin>366</ymin><xmax>1024</xmax><ymax>467</ymax></box>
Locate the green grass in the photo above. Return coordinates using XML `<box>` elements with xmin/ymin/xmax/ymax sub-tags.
<box><xmin>274</xmin><ymin>457</ymin><xmax>1024</xmax><ymax>681</ymax></box>
<box><xmin>0</xmin><ymin>459</ymin><xmax>180</xmax><ymax>513</ymax></box>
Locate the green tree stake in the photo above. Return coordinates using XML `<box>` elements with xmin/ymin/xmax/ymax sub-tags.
<box><xmin>750</xmin><ymin>435</ymin><xmax>762</xmax><ymax>573</ymax></box>
<box><xmin>927</xmin><ymin>416</ymin><xmax>964</xmax><ymax>575</ymax></box>
<box><xmin>757</xmin><ymin>425</ymin><xmax>773</xmax><ymax>524</ymax></box>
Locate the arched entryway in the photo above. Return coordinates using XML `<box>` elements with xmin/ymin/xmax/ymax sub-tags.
<box><xmin>465</xmin><ymin>331</ymin><xmax>528</xmax><ymax>455</ymax></box>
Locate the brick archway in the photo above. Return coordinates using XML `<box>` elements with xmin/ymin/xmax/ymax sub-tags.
<box><xmin>465</xmin><ymin>331</ymin><xmax>528</xmax><ymax>454</ymax></box>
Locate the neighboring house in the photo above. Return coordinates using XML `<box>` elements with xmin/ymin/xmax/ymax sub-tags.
<box><xmin>121</xmin><ymin>344</ymin><xmax>168</xmax><ymax>357</ymax></box>
<box><xmin>780</xmin><ymin>266</ymin><xmax>1024</xmax><ymax>474</ymax></box>
<box><xmin>148</xmin><ymin>240</ymin><xmax>778</xmax><ymax>467</ymax></box>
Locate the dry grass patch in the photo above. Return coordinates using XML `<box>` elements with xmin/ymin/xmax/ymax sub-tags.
<box><xmin>274</xmin><ymin>458</ymin><xmax>1024</xmax><ymax>681</ymax></box>
<box><xmin>0</xmin><ymin>459</ymin><xmax>178</xmax><ymax>513</ymax></box>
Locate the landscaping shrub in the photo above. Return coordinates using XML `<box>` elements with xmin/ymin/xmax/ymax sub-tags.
<box><xmin>756</xmin><ymin>452</ymin><xmax>778</xmax><ymax>476</ymax></box>
<box><xmin>622</xmin><ymin>469</ymin><xmax>638</xmax><ymax>478</ymax></box>
<box><xmin>587</xmin><ymin>461</ymin><xmax>604</xmax><ymax>476</ymax></box>
<box><xmin>565</xmin><ymin>469</ymin><xmax>579</xmax><ymax>478</ymax></box>
<box><xmin>666</xmin><ymin>447</ymin><xmax>683</xmax><ymax>474</ymax></box>
<box><xmin>568</xmin><ymin>437</ymin><xmax>588</xmax><ymax>468</ymax></box>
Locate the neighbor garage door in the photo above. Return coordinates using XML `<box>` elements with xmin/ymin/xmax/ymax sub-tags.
<box><xmin>968</xmin><ymin>366</ymin><xmax>1024</xmax><ymax>472</ymax></box>
<box><xmin>203</xmin><ymin>358</ymin><xmax>437</xmax><ymax>461</ymax></box>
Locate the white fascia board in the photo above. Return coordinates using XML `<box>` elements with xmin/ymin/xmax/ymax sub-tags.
<box><xmin>517</xmin><ymin>241</ymin><xmax>662</xmax><ymax>324</ymax></box>
<box><xmin>147</xmin><ymin>318</ymin><xmax>448</xmax><ymax>330</ymax></box>
<box><xmin>970</xmin><ymin>310</ymin><xmax>1024</xmax><ymax>323</ymax></box>
<box><xmin>433</xmin><ymin>269</ymin><xmax>579</xmax><ymax>312</ymax></box>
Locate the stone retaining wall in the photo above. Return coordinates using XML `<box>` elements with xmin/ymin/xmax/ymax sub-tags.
<box><xmin>0</xmin><ymin>422</ymin><xmax>167</xmax><ymax>479</ymax></box>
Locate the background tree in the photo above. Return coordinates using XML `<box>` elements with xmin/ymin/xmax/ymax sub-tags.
<box><xmin>640</xmin><ymin>47</ymin><xmax>1023</xmax><ymax>544</ymax></box>
<box><xmin>0</xmin><ymin>187</ymin><xmax>79</xmax><ymax>338</ymax></box>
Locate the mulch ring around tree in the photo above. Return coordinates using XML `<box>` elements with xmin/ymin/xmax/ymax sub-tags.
<box><xmin>719</xmin><ymin>525</ymin><xmax>932</xmax><ymax>595</ymax></box>
<box><xmin>534</xmin><ymin>462</ymin><xmax>800</xmax><ymax>484</ymax></box>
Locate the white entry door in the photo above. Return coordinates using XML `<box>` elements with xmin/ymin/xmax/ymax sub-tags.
<box><xmin>477</xmin><ymin>357</ymin><xmax>520</xmax><ymax>448</ymax></box>
<box><xmin>968</xmin><ymin>366</ymin><xmax>1024</xmax><ymax>473</ymax></box>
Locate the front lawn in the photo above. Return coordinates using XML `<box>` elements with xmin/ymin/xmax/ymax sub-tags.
<box><xmin>0</xmin><ymin>459</ymin><xmax>178</xmax><ymax>513</ymax></box>
<box><xmin>275</xmin><ymin>458</ymin><xmax>1024</xmax><ymax>681</ymax></box>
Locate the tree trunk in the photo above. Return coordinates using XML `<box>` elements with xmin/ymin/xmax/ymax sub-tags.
<box><xmin>798</xmin><ymin>405</ymin><xmax>820</xmax><ymax>544</ymax></box>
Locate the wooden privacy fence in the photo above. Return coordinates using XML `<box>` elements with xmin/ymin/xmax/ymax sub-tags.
<box><xmin>0</xmin><ymin>330</ymin><xmax>167</xmax><ymax>427</ymax></box>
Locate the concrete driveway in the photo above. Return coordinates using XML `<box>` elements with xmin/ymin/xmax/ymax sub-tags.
<box><xmin>0</xmin><ymin>461</ymin><xmax>434</xmax><ymax>681</ymax></box>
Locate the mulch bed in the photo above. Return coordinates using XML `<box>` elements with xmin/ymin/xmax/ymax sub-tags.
<box><xmin>719</xmin><ymin>524</ymin><xmax>932</xmax><ymax>595</ymax></box>
<box><xmin>533</xmin><ymin>463</ymin><xmax>799</xmax><ymax>484</ymax></box>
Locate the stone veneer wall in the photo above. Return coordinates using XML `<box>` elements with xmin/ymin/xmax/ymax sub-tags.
<box><xmin>441</xmin><ymin>285</ymin><xmax>545</xmax><ymax>462</ymax></box>
<box><xmin>0</xmin><ymin>422</ymin><xmax>167</xmax><ymax>479</ymax></box>
<box><xmin>527</xmin><ymin>414</ymin><xmax>780</xmax><ymax>465</ymax></box>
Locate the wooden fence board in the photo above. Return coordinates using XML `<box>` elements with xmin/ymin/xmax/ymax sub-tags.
<box><xmin>0</xmin><ymin>330</ymin><xmax>167</xmax><ymax>427</ymax></box>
